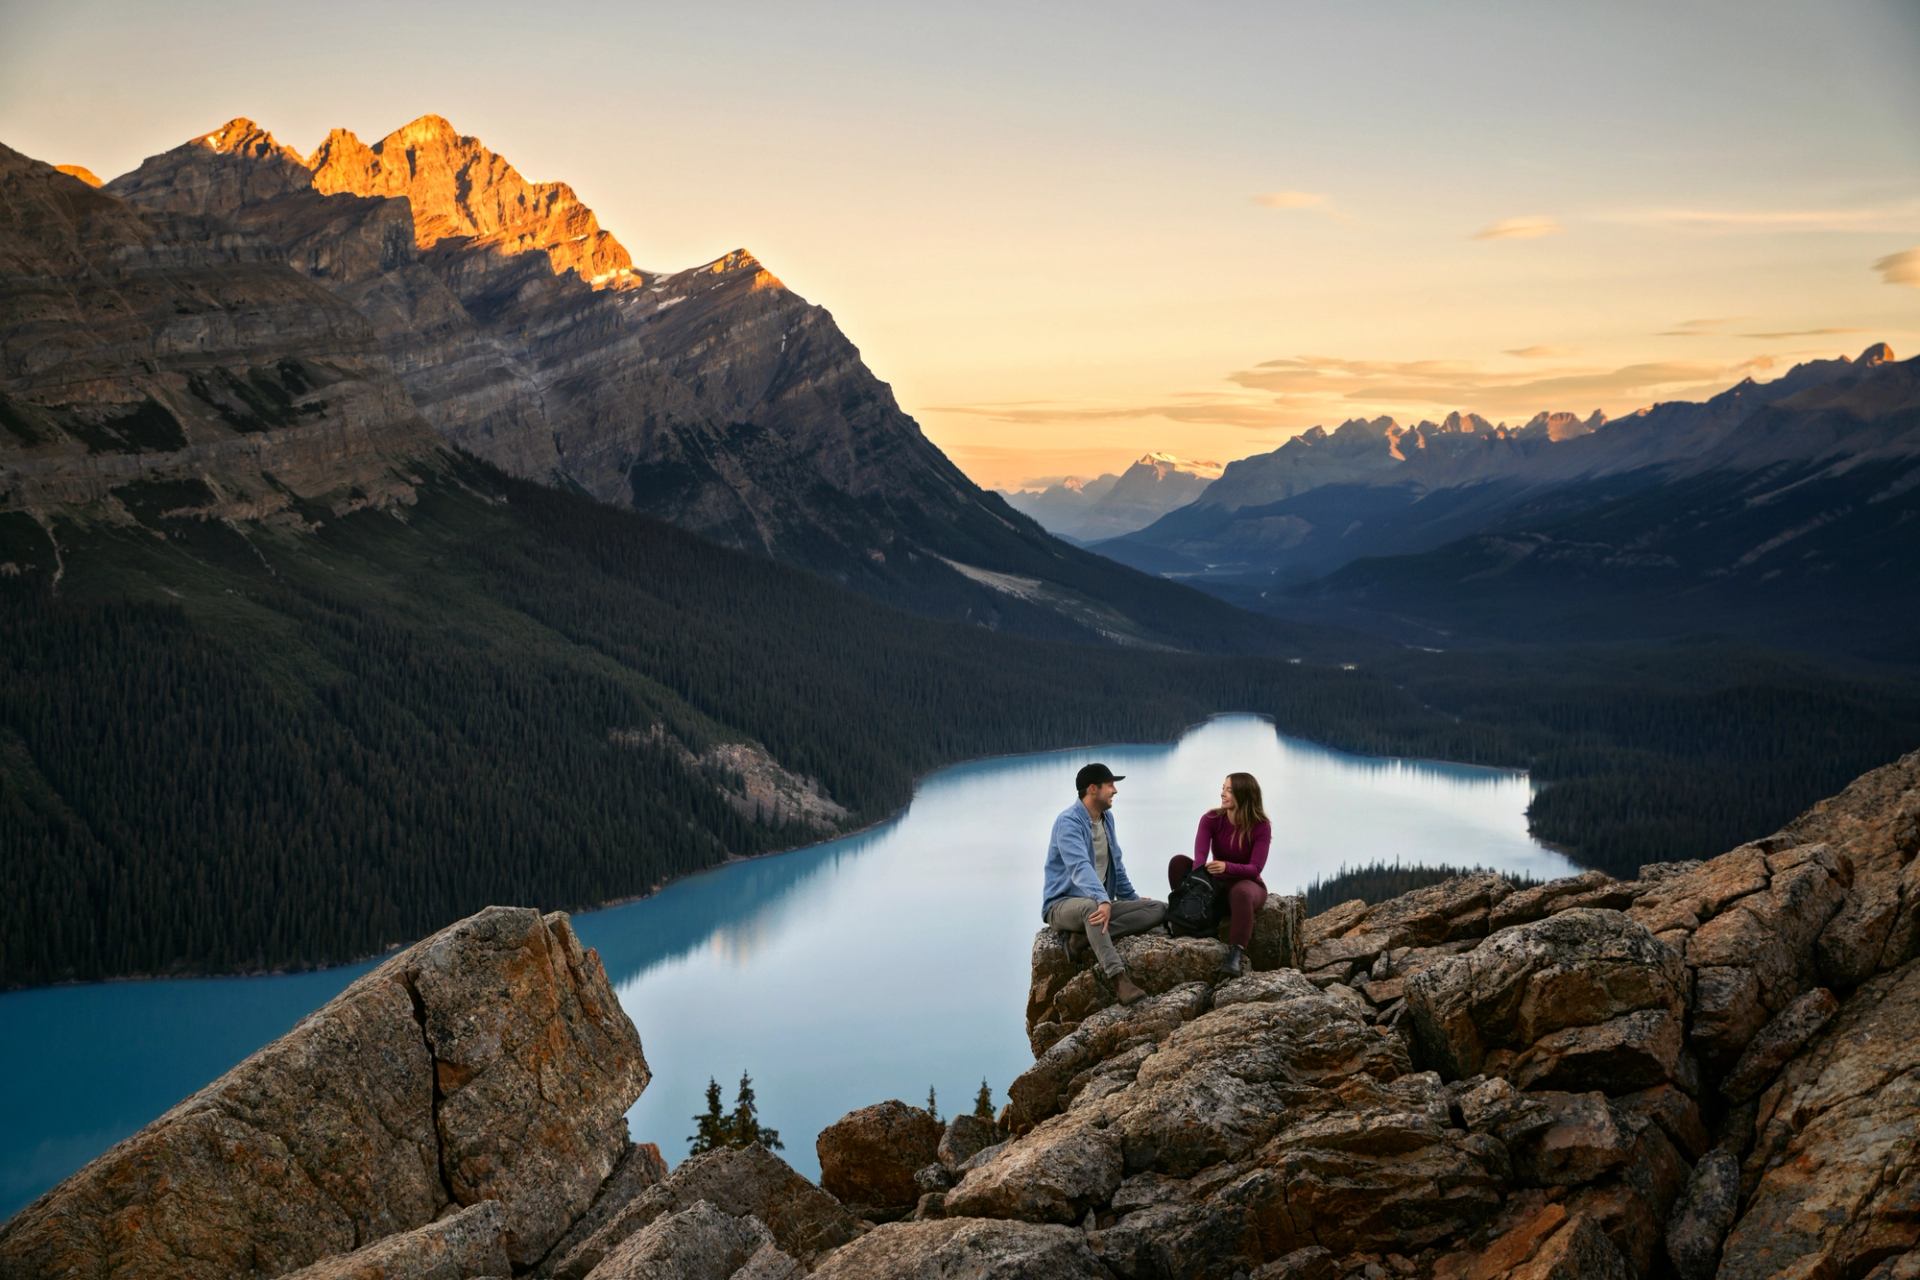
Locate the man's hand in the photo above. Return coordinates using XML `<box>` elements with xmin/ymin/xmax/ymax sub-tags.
<box><xmin>1089</xmin><ymin>901</ymin><xmax>1112</xmax><ymax>930</ymax></box>
<box><xmin>1206</xmin><ymin>860</ymin><xmax>1227</xmax><ymax>875</ymax></box>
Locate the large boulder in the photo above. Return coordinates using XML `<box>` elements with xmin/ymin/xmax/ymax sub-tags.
<box><xmin>1246</xmin><ymin>892</ymin><xmax>1307</xmax><ymax>972</ymax></box>
<box><xmin>1405</xmin><ymin>909</ymin><xmax>1688</xmax><ymax>1094</ymax></box>
<box><xmin>935</xmin><ymin>1114</ymin><xmax>998</xmax><ymax>1170</ymax></box>
<box><xmin>815</xmin><ymin>1101</ymin><xmax>942</xmax><ymax>1220</ymax></box>
<box><xmin>408</xmin><ymin>909</ymin><xmax>649</xmax><ymax>1266</ymax></box>
<box><xmin>942</xmin><ymin>1113</ymin><xmax>1122</xmax><ymax>1223</ymax></box>
<box><xmin>551</xmin><ymin>1144</ymin><xmax>861</xmax><ymax>1279</ymax></box>
<box><xmin>1717</xmin><ymin>956</ymin><xmax>1920</xmax><ymax>1279</ymax></box>
<box><xmin>277</xmin><ymin>1201</ymin><xmax>511</xmax><ymax>1280</ymax></box>
<box><xmin>0</xmin><ymin>906</ymin><xmax>646</xmax><ymax>1280</ymax></box>
<box><xmin>578</xmin><ymin>1200</ymin><xmax>771</xmax><ymax>1280</ymax></box>
<box><xmin>809</xmin><ymin>1217</ymin><xmax>1111</xmax><ymax>1279</ymax></box>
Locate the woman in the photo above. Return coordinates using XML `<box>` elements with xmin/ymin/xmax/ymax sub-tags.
<box><xmin>1167</xmin><ymin>772</ymin><xmax>1270</xmax><ymax>978</ymax></box>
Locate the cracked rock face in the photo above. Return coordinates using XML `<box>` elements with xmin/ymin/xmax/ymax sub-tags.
<box><xmin>400</xmin><ymin>908</ymin><xmax>648</xmax><ymax>1267</ymax></box>
<box><xmin>1406</xmin><ymin>909</ymin><xmax>1689</xmax><ymax>1093</ymax></box>
<box><xmin>0</xmin><ymin>906</ymin><xmax>644</xmax><ymax>1280</ymax></box>
<box><xmin>1718</xmin><ymin>956</ymin><xmax>1920</xmax><ymax>1279</ymax></box>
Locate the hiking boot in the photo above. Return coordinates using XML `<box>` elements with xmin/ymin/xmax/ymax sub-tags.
<box><xmin>1113</xmin><ymin>972</ymin><xmax>1147</xmax><ymax>1006</ymax></box>
<box><xmin>1218</xmin><ymin>945</ymin><xmax>1245</xmax><ymax>979</ymax></box>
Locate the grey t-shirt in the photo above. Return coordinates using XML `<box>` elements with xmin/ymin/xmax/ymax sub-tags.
<box><xmin>1090</xmin><ymin>816</ymin><xmax>1111</xmax><ymax>891</ymax></box>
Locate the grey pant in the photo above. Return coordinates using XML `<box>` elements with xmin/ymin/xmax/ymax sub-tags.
<box><xmin>1048</xmin><ymin>897</ymin><xmax>1167</xmax><ymax>977</ymax></box>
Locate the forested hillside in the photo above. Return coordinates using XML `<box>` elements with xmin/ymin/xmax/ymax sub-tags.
<box><xmin>5</xmin><ymin>458</ymin><xmax>1916</xmax><ymax>987</ymax></box>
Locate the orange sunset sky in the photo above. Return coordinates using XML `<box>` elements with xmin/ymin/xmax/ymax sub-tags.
<box><xmin>4</xmin><ymin>0</ymin><xmax>1918</xmax><ymax>488</ymax></box>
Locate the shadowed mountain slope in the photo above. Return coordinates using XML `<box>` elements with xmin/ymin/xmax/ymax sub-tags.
<box><xmin>89</xmin><ymin>117</ymin><xmax>1310</xmax><ymax>653</ymax></box>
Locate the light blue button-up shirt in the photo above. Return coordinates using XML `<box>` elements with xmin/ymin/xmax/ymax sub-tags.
<box><xmin>1041</xmin><ymin>800</ymin><xmax>1140</xmax><ymax>922</ymax></box>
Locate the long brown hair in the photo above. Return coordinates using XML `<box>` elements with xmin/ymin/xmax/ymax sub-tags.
<box><xmin>1216</xmin><ymin>772</ymin><xmax>1268</xmax><ymax>841</ymax></box>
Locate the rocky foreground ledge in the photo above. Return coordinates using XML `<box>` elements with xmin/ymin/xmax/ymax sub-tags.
<box><xmin>4</xmin><ymin>750</ymin><xmax>1917</xmax><ymax>1280</ymax></box>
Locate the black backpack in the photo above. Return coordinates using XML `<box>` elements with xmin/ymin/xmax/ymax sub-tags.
<box><xmin>1166</xmin><ymin>867</ymin><xmax>1222</xmax><ymax>938</ymax></box>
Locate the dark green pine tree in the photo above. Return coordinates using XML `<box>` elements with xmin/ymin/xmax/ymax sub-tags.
<box><xmin>973</xmin><ymin>1078</ymin><xmax>995</xmax><ymax>1122</ymax></box>
<box><xmin>926</xmin><ymin>1085</ymin><xmax>940</xmax><ymax>1125</ymax></box>
<box><xmin>687</xmin><ymin>1076</ymin><xmax>732</xmax><ymax>1155</ymax></box>
<box><xmin>729</xmin><ymin>1071</ymin><xmax>782</xmax><ymax>1151</ymax></box>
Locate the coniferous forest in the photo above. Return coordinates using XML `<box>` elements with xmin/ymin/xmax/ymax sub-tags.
<box><xmin>4</xmin><ymin>458</ymin><xmax>1917</xmax><ymax>987</ymax></box>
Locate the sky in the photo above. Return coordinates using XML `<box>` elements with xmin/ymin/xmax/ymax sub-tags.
<box><xmin>4</xmin><ymin>0</ymin><xmax>1918</xmax><ymax>488</ymax></box>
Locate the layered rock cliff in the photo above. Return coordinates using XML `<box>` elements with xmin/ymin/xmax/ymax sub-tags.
<box><xmin>0</xmin><ymin>142</ymin><xmax>439</xmax><ymax>522</ymax></box>
<box><xmin>87</xmin><ymin>117</ymin><xmax>1135</xmax><ymax>626</ymax></box>
<box><xmin>7</xmin><ymin>747</ymin><xmax>1914</xmax><ymax>1279</ymax></box>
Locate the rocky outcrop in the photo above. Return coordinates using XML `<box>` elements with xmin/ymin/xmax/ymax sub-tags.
<box><xmin>904</xmin><ymin>749</ymin><xmax>1920</xmax><ymax>1277</ymax></box>
<box><xmin>1406</xmin><ymin>909</ymin><xmax>1690</xmax><ymax>1093</ymax></box>
<box><xmin>1026</xmin><ymin>893</ymin><xmax>1305</xmax><ymax>1052</ymax></box>
<box><xmin>10</xmin><ymin>750</ymin><xmax>1919</xmax><ymax>1280</ymax></box>
<box><xmin>0</xmin><ymin>907</ymin><xmax>645</xmax><ymax>1279</ymax></box>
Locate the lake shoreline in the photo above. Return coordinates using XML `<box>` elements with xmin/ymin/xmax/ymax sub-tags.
<box><xmin>2</xmin><ymin>712</ymin><xmax>1555</xmax><ymax>995</ymax></box>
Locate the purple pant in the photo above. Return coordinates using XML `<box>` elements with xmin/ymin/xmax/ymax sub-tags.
<box><xmin>1168</xmin><ymin>855</ymin><xmax>1268</xmax><ymax>949</ymax></box>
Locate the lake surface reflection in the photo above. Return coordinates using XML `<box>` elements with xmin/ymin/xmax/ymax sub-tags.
<box><xmin>0</xmin><ymin>715</ymin><xmax>1576</xmax><ymax>1217</ymax></box>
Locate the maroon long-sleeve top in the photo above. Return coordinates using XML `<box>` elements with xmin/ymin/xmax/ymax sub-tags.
<box><xmin>1194</xmin><ymin>810</ymin><xmax>1270</xmax><ymax>888</ymax></box>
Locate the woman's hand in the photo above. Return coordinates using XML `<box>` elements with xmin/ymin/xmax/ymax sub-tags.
<box><xmin>1206</xmin><ymin>859</ymin><xmax>1226</xmax><ymax>875</ymax></box>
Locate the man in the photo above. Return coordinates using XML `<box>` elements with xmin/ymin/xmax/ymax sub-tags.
<box><xmin>1042</xmin><ymin>762</ymin><xmax>1167</xmax><ymax>1006</ymax></box>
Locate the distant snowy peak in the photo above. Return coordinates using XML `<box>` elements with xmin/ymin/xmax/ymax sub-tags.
<box><xmin>1135</xmin><ymin>451</ymin><xmax>1225</xmax><ymax>479</ymax></box>
<box><xmin>1000</xmin><ymin>450</ymin><xmax>1223</xmax><ymax>540</ymax></box>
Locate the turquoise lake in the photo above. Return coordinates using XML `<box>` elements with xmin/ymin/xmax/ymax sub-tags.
<box><xmin>0</xmin><ymin>714</ymin><xmax>1579</xmax><ymax>1219</ymax></box>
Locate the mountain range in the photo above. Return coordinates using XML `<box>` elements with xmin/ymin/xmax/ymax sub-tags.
<box><xmin>2</xmin><ymin>116</ymin><xmax>1300</xmax><ymax>653</ymax></box>
<box><xmin>5</xmin><ymin>115</ymin><xmax>1919</xmax><ymax>990</ymax></box>
<box><xmin>1096</xmin><ymin>347</ymin><xmax>1920</xmax><ymax>658</ymax></box>
<box><xmin>1000</xmin><ymin>452</ymin><xmax>1223</xmax><ymax>543</ymax></box>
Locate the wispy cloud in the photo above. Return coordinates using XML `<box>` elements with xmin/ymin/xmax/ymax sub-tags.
<box><xmin>1607</xmin><ymin>199</ymin><xmax>1920</xmax><ymax>234</ymax></box>
<box><xmin>1472</xmin><ymin>216</ymin><xmax>1561</xmax><ymax>241</ymax></box>
<box><xmin>1657</xmin><ymin>317</ymin><xmax>1742</xmax><ymax>337</ymax></box>
<box><xmin>1252</xmin><ymin>190</ymin><xmax>1353</xmax><ymax>224</ymax></box>
<box><xmin>1254</xmin><ymin>190</ymin><xmax>1327</xmax><ymax>210</ymax></box>
<box><xmin>1505</xmin><ymin>345</ymin><xmax>1576</xmax><ymax>359</ymax></box>
<box><xmin>927</xmin><ymin>398</ymin><xmax>1298</xmax><ymax>430</ymax></box>
<box><xmin>1737</xmin><ymin>326</ymin><xmax>1869</xmax><ymax>339</ymax></box>
<box><xmin>1875</xmin><ymin>248</ymin><xmax>1920</xmax><ymax>287</ymax></box>
<box><xmin>1227</xmin><ymin>352</ymin><xmax>1773</xmax><ymax>417</ymax></box>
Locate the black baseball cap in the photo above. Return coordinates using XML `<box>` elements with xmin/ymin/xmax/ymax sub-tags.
<box><xmin>1075</xmin><ymin>763</ymin><xmax>1125</xmax><ymax>795</ymax></box>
